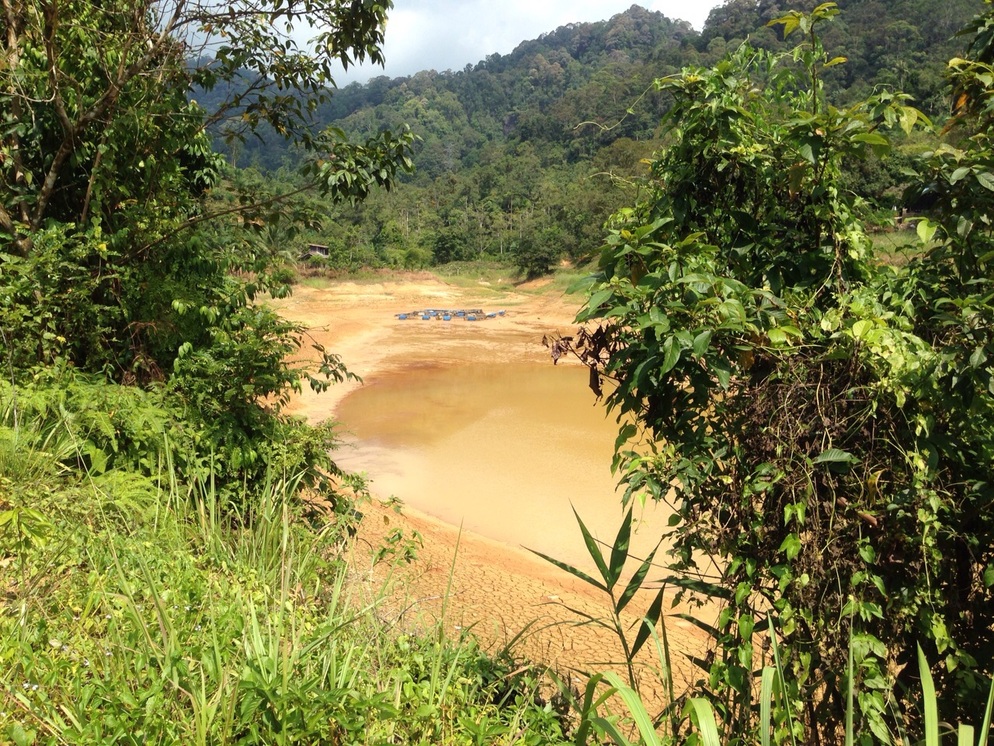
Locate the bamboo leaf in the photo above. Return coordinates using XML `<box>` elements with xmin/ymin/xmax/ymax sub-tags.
<box><xmin>617</xmin><ymin>543</ymin><xmax>660</xmax><ymax>614</ymax></box>
<box><xmin>607</xmin><ymin>507</ymin><xmax>634</xmax><ymax>590</ymax></box>
<box><xmin>631</xmin><ymin>587</ymin><xmax>665</xmax><ymax>659</ymax></box>
<box><xmin>673</xmin><ymin>612</ymin><xmax>721</xmax><ymax>639</ymax></box>
<box><xmin>526</xmin><ymin>547</ymin><xmax>607</xmax><ymax>592</ymax></box>
<box><xmin>573</xmin><ymin>507</ymin><xmax>611</xmax><ymax>587</ymax></box>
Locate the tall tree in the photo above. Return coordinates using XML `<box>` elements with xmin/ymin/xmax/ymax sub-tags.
<box><xmin>0</xmin><ymin>0</ymin><xmax>412</xmax><ymax>488</ymax></box>
<box><xmin>1</xmin><ymin>0</ymin><xmax>411</xmax><ymax>373</ymax></box>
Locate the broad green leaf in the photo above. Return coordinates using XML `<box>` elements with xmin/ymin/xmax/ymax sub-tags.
<box><xmin>660</xmin><ymin>336</ymin><xmax>681</xmax><ymax>375</ymax></box>
<box><xmin>852</xmin><ymin>319</ymin><xmax>874</xmax><ymax>339</ymax></box>
<box><xmin>813</xmin><ymin>448</ymin><xmax>857</xmax><ymax>465</ymax></box>
<box><xmin>768</xmin><ymin>327</ymin><xmax>788</xmax><ymax>345</ymax></box>
<box><xmin>586</xmin><ymin>287</ymin><xmax>615</xmax><ymax>312</ymax></box>
<box><xmin>798</xmin><ymin>137</ymin><xmax>819</xmax><ymax>165</ymax></box>
<box><xmin>851</xmin><ymin>132</ymin><xmax>889</xmax><ymax>147</ymax></box>
<box><xmin>769</xmin><ymin>14</ymin><xmax>800</xmax><ymax>38</ymax></box>
<box><xmin>951</xmin><ymin>166</ymin><xmax>972</xmax><ymax>184</ymax></box>
<box><xmin>899</xmin><ymin>106</ymin><xmax>925</xmax><ymax>135</ymax></box>
<box><xmin>693</xmin><ymin>329</ymin><xmax>713</xmax><ymax>356</ymax></box>
<box><xmin>779</xmin><ymin>533</ymin><xmax>802</xmax><ymax>561</ymax></box>
<box><xmin>917</xmin><ymin>218</ymin><xmax>938</xmax><ymax>244</ymax></box>
<box><xmin>984</xmin><ymin>565</ymin><xmax>994</xmax><ymax>588</ymax></box>
<box><xmin>977</xmin><ymin>171</ymin><xmax>994</xmax><ymax>192</ymax></box>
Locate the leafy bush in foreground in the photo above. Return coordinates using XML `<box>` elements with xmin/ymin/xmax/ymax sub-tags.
<box><xmin>0</xmin><ymin>412</ymin><xmax>568</xmax><ymax>745</ymax></box>
<box><xmin>556</xmin><ymin>3</ymin><xmax>994</xmax><ymax>742</ymax></box>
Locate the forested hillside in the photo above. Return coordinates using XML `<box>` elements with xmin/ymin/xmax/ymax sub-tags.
<box><xmin>213</xmin><ymin>0</ymin><xmax>982</xmax><ymax>276</ymax></box>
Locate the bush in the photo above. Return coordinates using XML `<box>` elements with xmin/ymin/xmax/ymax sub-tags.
<box><xmin>558</xmin><ymin>5</ymin><xmax>994</xmax><ymax>741</ymax></box>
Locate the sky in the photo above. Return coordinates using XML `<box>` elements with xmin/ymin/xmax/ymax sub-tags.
<box><xmin>333</xmin><ymin>1</ymin><xmax>722</xmax><ymax>85</ymax></box>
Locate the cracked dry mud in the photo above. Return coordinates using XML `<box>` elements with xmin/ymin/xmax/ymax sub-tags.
<box><xmin>278</xmin><ymin>273</ymin><xmax>714</xmax><ymax>696</ymax></box>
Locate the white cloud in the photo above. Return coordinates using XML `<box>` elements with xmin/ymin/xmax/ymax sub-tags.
<box><xmin>334</xmin><ymin>1</ymin><xmax>719</xmax><ymax>85</ymax></box>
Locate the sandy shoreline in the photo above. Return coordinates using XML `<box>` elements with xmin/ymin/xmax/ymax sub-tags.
<box><xmin>278</xmin><ymin>273</ymin><xmax>711</xmax><ymax>691</ymax></box>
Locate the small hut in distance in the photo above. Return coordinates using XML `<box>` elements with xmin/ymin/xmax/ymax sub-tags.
<box><xmin>301</xmin><ymin>244</ymin><xmax>330</xmax><ymax>259</ymax></box>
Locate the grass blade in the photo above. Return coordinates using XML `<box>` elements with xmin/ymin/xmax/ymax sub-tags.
<box><xmin>979</xmin><ymin>676</ymin><xmax>994</xmax><ymax>746</ymax></box>
<box><xmin>846</xmin><ymin>620</ymin><xmax>854</xmax><ymax>746</ymax></box>
<box><xmin>687</xmin><ymin>697</ymin><xmax>722</xmax><ymax>746</ymax></box>
<box><xmin>601</xmin><ymin>671</ymin><xmax>663</xmax><ymax>746</ymax></box>
<box><xmin>592</xmin><ymin>717</ymin><xmax>636</xmax><ymax>746</ymax></box>
<box><xmin>918</xmin><ymin>644</ymin><xmax>939</xmax><ymax>746</ymax></box>
<box><xmin>768</xmin><ymin>615</ymin><xmax>799</xmax><ymax>746</ymax></box>
<box><xmin>761</xmin><ymin>665</ymin><xmax>775</xmax><ymax>746</ymax></box>
<box><xmin>959</xmin><ymin>724</ymin><xmax>975</xmax><ymax>746</ymax></box>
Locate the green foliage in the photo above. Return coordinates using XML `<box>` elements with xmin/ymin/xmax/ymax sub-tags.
<box><xmin>529</xmin><ymin>508</ymin><xmax>666</xmax><ymax>692</ymax></box>
<box><xmin>219</xmin><ymin>2</ymin><xmax>980</xmax><ymax>280</ymax></box>
<box><xmin>555</xmin><ymin>4</ymin><xmax>994</xmax><ymax>742</ymax></box>
<box><xmin>0</xmin><ymin>0</ymin><xmax>416</xmax><ymax>497</ymax></box>
<box><xmin>0</xmin><ymin>416</ymin><xmax>569</xmax><ymax>745</ymax></box>
<box><xmin>515</xmin><ymin>226</ymin><xmax>564</xmax><ymax>280</ymax></box>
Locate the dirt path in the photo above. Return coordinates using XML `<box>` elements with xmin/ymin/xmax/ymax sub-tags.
<box><xmin>277</xmin><ymin>273</ymin><xmax>712</xmax><ymax>694</ymax></box>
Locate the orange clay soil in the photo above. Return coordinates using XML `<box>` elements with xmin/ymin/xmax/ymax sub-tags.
<box><xmin>276</xmin><ymin>272</ymin><xmax>714</xmax><ymax>694</ymax></box>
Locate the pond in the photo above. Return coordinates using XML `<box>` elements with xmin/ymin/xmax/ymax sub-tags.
<box><xmin>333</xmin><ymin>360</ymin><xmax>672</xmax><ymax>573</ymax></box>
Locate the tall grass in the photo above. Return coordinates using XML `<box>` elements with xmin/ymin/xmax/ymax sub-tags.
<box><xmin>0</xmin><ymin>384</ymin><xmax>569</xmax><ymax>745</ymax></box>
<box><xmin>540</xmin><ymin>509</ymin><xmax>994</xmax><ymax>745</ymax></box>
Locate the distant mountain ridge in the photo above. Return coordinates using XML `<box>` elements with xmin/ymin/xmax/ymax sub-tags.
<box><xmin>205</xmin><ymin>1</ymin><xmax>986</xmax><ymax>276</ymax></box>
<box><xmin>214</xmin><ymin>0</ymin><xmax>981</xmax><ymax>172</ymax></box>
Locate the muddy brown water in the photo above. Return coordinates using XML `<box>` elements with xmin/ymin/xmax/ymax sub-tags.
<box><xmin>332</xmin><ymin>358</ymin><xmax>673</xmax><ymax>575</ymax></box>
